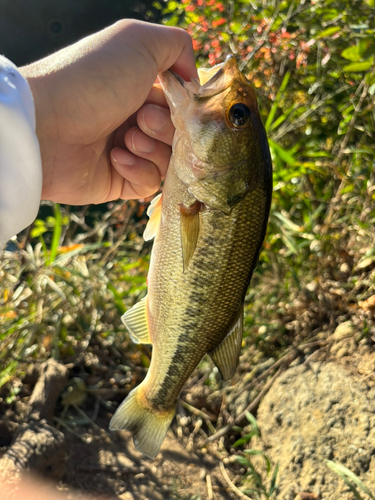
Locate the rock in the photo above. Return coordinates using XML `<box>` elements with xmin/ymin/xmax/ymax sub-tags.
<box><xmin>257</xmin><ymin>362</ymin><xmax>375</xmax><ymax>500</ymax></box>
<box><xmin>340</xmin><ymin>263</ymin><xmax>350</xmax><ymax>274</ymax></box>
<box><xmin>331</xmin><ymin>321</ymin><xmax>354</xmax><ymax>341</ymax></box>
<box><xmin>119</xmin><ymin>493</ymin><xmax>135</xmax><ymax>500</ymax></box>
<box><xmin>330</xmin><ymin>337</ymin><xmax>357</xmax><ymax>357</ymax></box>
<box><xmin>116</xmin><ymin>453</ymin><xmax>135</xmax><ymax>468</ymax></box>
<box><xmin>336</xmin><ymin>347</ymin><xmax>349</xmax><ymax>358</ymax></box>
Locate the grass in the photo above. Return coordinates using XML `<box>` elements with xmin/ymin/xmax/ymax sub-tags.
<box><xmin>232</xmin><ymin>413</ymin><xmax>279</xmax><ymax>500</ymax></box>
<box><xmin>1</xmin><ymin>138</ymin><xmax>375</xmax><ymax>499</ymax></box>
<box><xmin>0</xmin><ymin>201</ymin><xmax>150</xmax><ymax>388</ymax></box>
<box><xmin>327</xmin><ymin>461</ymin><xmax>375</xmax><ymax>500</ymax></box>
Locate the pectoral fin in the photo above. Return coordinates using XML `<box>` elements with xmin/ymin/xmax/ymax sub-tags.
<box><xmin>143</xmin><ymin>193</ymin><xmax>163</xmax><ymax>241</ymax></box>
<box><xmin>179</xmin><ymin>201</ymin><xmax>201</xmax><ymax>272</ymax></box>
<box><xmin>209</xmin><ymin>305</ymin><xmax>244</xmax><ymax>380</ymax></box>
<box><xmin>122</xmin><ymin>296</ymin><xmax>151</xmax><ymax>344</ymax></box>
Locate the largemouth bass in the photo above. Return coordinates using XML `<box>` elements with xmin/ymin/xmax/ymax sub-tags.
<box><xmin>110</xmin><ymin>55</ymin><xmax>272</xmax><ymax>458</ymax></box>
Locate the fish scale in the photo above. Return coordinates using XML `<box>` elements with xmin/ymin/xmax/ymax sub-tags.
<box><xmin>109</xmin><ymin>55</ymin><xmax>272</xmax><ymax>458</ymax></box>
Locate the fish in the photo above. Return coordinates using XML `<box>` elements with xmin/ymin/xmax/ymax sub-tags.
<box><xmin>109</xmin><ymin>55</ymin><xmax>273</xmax><ymax>458</ymax></box>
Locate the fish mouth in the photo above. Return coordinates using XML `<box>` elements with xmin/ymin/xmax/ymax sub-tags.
<box><xmin>167</xmin><ymin>54</ymin><xmax>241</xmax><ymax>99</ymax></box>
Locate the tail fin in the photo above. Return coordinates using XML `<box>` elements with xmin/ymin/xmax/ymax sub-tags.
<box><xmin>109</xmin><ymin>386</ymin><xmax>176</xmax><ymax>459</ymax></box>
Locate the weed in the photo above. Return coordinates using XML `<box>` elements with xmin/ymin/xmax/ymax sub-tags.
<box><xmin>234</xmin><ymin>413</ymin><xmax>279</xmax><ymax>500</ymax></box>
<box><xmin>327</xmin><ymin>461</ymin><xmax>375</xmax><ymax>500</ymax></box>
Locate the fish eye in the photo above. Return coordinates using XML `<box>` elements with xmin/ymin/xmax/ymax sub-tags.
<box><xmin>228</xmin><ymin>103</ymin><xmax>251</xmax><ymax>128</ymax></box>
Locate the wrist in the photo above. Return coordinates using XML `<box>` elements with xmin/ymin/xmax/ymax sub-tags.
<box><xmin>19</xmin><ymin>64</ymin><xmax>56</xmax><ymax>200</ymax></box>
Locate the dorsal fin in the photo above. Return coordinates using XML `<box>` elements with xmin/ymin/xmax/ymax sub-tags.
<box><xmin>143</xmin><ymin>193</ymin><xmax>163</xmax><ymax>241</ymax></box>
<box><xmin>122</xmin><ymin>296</ymin><xmax>152</xmax><ymax>344</ymax></box>
<box><xmin>209</xmin><ymin>305</ymin><xmax>244</xmax><ymax>380</ymax></box>
<box><xmin>179</xmin><ymin>201</ymin><xmax>201</xmax><ymax>272</ymax></box>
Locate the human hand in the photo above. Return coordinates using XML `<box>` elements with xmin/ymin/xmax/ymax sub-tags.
<box><xmin>20</xmin><ymin>20</ymin><xmax>197</xmax><ymax>205</ymax></box>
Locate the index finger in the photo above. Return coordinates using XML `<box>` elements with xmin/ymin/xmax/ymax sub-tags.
<box><xmin>128</xmin><ymin>21</ymin><xmax>198</xmax><ymax>82</ymax></box>
<box><xmin>146</xmin><ymin>83</ymin><xmax>167</xmax><ymax>108</ymax></box>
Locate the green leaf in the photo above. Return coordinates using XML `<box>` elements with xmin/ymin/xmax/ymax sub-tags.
<box><xmin>48</xmin><ymin>203</ymin><xmax>62</xmax><ymax>265</ymax></box>
<box><xmin>269</xmin><ymin>462</ymin><xmax>279</xmax><ymax>495</ymax></box>
<box><xmin>230</xmin><ymin>22</ymin><xmax>242</xmax><ymax>35</ymax></box>
<box><xmin>343</xmin><ymin>148</ymin><xmax>375</xmax><ymax>155</ymax></box>
<box><xmin>273</xmin><ymin>212</ymin><xmax>301</xmax><ymax>232</ymax></box>
<box><xmin>327</xmin><ymin>461</ymin><xmax>375</xmax><ymax>499</ymax></box>
<box><xmin>235</xmin><ymin>455</ymin><xmax>251</xmax><ymax>467</ymax></box>
<box><xmin>243</xmin><ymin>450</ymin><xmax>272</xmax><ymax>474</ymax></box>
<box><xmin>341</xmin><ymin>46</ymin><xmax>361</xmax><ymax>62</ymax></box>
<box><xmin>318</xmin><ymin>26</ymin><xmax>341</xmax><ymax>38</ymax></box>
<box><xmin>107</xmin><ymin>283</ymin><xmax>126</xmax><ymax>315</ymax></box>
<box><xmin>34</xmin><ymin>219</ymin><xmax>46</xmax><ymax>227</ymax></box>
<box><xmin>343</xmin><ymin>60</ymin><xmax>373</xmax><ymax>72</ymax></box>
<box><xmin>53</xmin><ymin>243</ymin><xmax>103</xmax><ymax>264</ymax></box>
<box><xmin>233</xmin><ymin>430</ymin><xmax>259</xmax><ymax>447</ymax></box>
<box><xmin>265</xmin><ymin>71</ymin><xmax>291</xmax><ymax>132</ymax></box>
<box><xmin>0</xmin><ymin>361</ymin><xmax>18</xmax><ymax>389</ymax></box>
<box><xmin>268</xmin><ymin>113</ymin><xmax>288</xmax><ymax>131</ymax></box>
<box><xmin>164</xmin><ymin>14</ymin><xmax>180</xmax><ymax>26</ymax></box>
<box><xmin>359</xmin><ymin>38</ymin><xmax>375</xmax><ymax>59</ymax></box>
<box><xmin>245</xmin><ymin>411</ymin><xmax>260</xmax><ymax>432</ymax></box>
<box><xmin>31</xmin><ymin>226</ymin><xmax>47</xmax><ymax>238</ymax></box>
<box><xmin>164</xmin><ymin>0</ymin><xmax>178</xmax><ymax>12</ymax></box>
<box><xmin>243</xmin><ymin>449</ymin><xmax>267</xmax><ymax>456</ymax></box>
<box><xmin>269</xmin><ymin>139</ymin><xmax>296</xmax><ymax>166</ymax></box>
<box><xmin>281</xmin><ymin>234</ymin><xmax>300</xmax><ymax>255</ymax></box>
<box><xmin>303</xmin><ymin>151</ymin><xmax>331</xmax><ymax>158</ymax></box>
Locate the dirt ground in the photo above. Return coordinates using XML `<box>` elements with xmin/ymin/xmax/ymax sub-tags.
<box><xmin>0</xmin><ymin>406</ymin><xmax>237</xmax><ymax>500</ymax></box>
<box><xmin>58</xmin><ymin>432</ymin><xmax>231</xmax><ymax>499</ymax></box>
<box><xmin>257</xmin><ymin>359</ymin><xmax>375</xmax><ymax>499</ymax></box>
<box><xmin>0</xmin><ymin>355</ymin><xmax>245</xmax><ymax>500</ymax></box>
<box><xmin>2</xmin><ymin>318</ymin><xmax>375</xmax><ymax>500</ymax></box>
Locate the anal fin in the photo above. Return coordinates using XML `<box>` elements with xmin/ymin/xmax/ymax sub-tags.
<box><xmin>179</xmin><ymin>200</ymin><xmax>201</xmax><ymax>272</ymax></box>
<box><xmin>209</xmin><ymin>305</ymin><xmax>244</xmax><ymax>380</ymax></box>
<box><xmin>122</xmin><ymin>296</ymin><xmax>151</xmax><ymax>344</ymax></box>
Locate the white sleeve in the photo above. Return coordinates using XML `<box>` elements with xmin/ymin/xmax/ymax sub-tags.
<box><xmin>0</xmin><ymin>55</ymin><xmax>42</xmax><ymax>250</ymax></box>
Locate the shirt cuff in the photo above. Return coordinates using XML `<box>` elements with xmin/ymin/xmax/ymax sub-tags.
<box><xmin>0</xmin><ymin>55</ymin><xmax>42</xmax><ymax>250</ymax></box>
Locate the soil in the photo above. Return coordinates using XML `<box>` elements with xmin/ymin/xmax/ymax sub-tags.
<box><xmin>59</xmin><ymin>431</ymin><xmax>229</xmax><ymax>500</ymax></box>
<box><xmin>2</xmin><ymin>320</ymin><xmax>375</xmax><ymax>499</ymax></box>
<box><xmin>256</xmin><ymin>326</ymin><xmax>375</xmax><ymax>500</ymax></box>
<box><xmin>1</xmin><ymin>414</ymin><xmax>234</xmax><ymax>499</ymax></box>
<box><xmin>0</xmin><ymin>357</ymin><xmax>241</xmax><ymax>500</ymax></box>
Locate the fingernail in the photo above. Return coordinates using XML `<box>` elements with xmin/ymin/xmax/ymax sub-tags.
<box><xmin>132</xmin><ymin>129</ymin><xmax>154</xmax><ymax>153</ymax></box>
<box><xmin>111</xmin><ymin>148</ymin><xmax>135</xmax><ymax>165</ymax></box>
<box><xmin>143</xmin><ymin>105</ymin><xmax>169</xmax><ymax>132</ymax></box>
